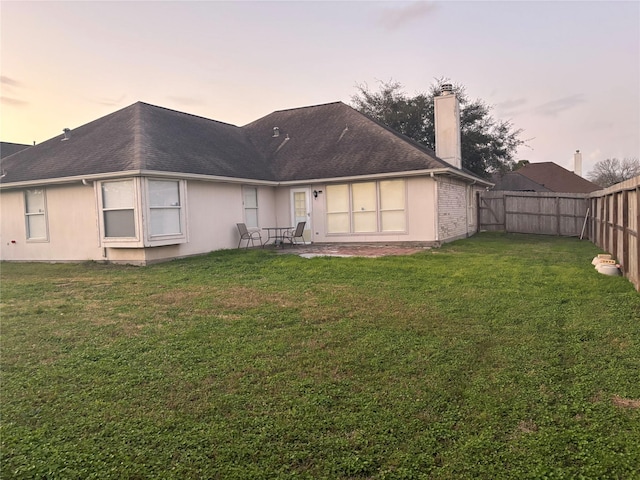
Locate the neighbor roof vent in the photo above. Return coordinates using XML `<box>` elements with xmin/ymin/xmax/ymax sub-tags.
<box><xmin>61</xmin><ymin>128</ymin><xmax>71</xmax><ymax>141</ymax></box>
<box><xmin>272</xmin><ymin>127</ymin><xmax>280</xmax><ymax>138</ymax></box>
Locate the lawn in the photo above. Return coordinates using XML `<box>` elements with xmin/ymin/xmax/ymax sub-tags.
<box><xmin>1</xmin><ymin>233</ymin><xmax>639</xmax><ymax>479</ymax></box>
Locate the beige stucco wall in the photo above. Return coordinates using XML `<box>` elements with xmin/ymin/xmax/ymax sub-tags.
<box><xmin>1</xmin><ymin>173</ymin><xmax>477</xmax><ymax>264</ymax></box>
<box><xmin>307</xmin><ymin>176</ymin><xmax>438</xmax><ymax>244</ymax></box>
<box><xmin>0</xmin><ymin>180</ymin><xmax>279</xmax><ymax>265</ymax></box>
<box><xmin>120</xmin><ymin>181</ymin><xmax>278</xmax><ymax>264</ymax></box>
<box><xmin>1</xmin><ymin>184</ymin><xmax>104</xmax><ymax>262</ymax></box>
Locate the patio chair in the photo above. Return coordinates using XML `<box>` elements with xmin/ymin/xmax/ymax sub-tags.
<box><xmin>236</xmin><ymin>223</ymin><xmax>262</xmax><ymax>249</ymax></box>
<box><xmin>282</xmin><ymin>221</ymin><xmax>306</xmax><ymax>246</ymax></box>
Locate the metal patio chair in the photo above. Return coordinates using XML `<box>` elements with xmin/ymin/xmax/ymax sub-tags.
<box><xmin>282</xmin><ymin>221</ymin><xmax>306</xmax><ymax>246</ymax></box>
<box><xmin>236</xmin><ymin>223</ymin><xmax>262</xmax><ymax>249</ymax></box>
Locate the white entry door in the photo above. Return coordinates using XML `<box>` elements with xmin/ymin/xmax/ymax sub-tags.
<box><xmin>290</xmin><ymin>188</ymin><xmax>311</xmax><ymax>243</ymax></box>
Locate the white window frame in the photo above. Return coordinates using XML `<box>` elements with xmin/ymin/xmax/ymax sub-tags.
<box><xmin>326</xmin><ymin>180</ymin><xmax>406</xmax><ymax>234</ymax></box>
<box><xmin>99</xmin><ymin>178</ymin><xmax>140</xmax><ymax>245</ymax></box>
<box><xmin>24</xmin><ymin>188</ymin><xmax>49</xmax><ymax>242</ymax></box>
<box><xmin>144</xmin><ymin>178</ymin><xmax>187</xmax><ymax>245</ymax></box>
<box><xmin>97</xmin><ymin>177</ymin><xmax>187</xmax><ymax>248</ymax></box>
<box><xmin>243</xmin><ymin>186</ymin><xmax>259</xmax><ymax>229</ymax></box>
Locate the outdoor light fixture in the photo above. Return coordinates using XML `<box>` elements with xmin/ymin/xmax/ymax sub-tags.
<box><xmin>313</xmin><ymin>190</ymin><xmax>323</xmax><ymax>198</ymax></box>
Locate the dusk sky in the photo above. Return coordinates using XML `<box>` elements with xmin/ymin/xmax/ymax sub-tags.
<box><xmin>1</xmin><ymin>1</ymin><xmax>638</xmax><ymax>177</ymax></box>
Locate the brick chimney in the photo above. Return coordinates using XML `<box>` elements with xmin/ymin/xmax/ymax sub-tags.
<box><xmin>434</xmin><ymin>84</ymin><xmax>462</xmax><ymax>169</ymax></box>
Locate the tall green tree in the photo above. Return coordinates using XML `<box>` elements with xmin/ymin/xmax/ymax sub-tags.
<box><xmin>351</xmin><ymin>79</ymin><xmax>525</xmax><ymax>179</ymax></box>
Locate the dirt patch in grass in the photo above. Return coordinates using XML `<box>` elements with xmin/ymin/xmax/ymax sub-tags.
<box><xmin>516</xmin><ymin>419</ymin><xmax>539</xmax><ymax>434</ymax></box>
<box><xmin>612</xmin><ymin>395</ymin><xmax>640</xmax><ymax>409</ymax></box>
<box><xmin>150</xmin><ymin>285</ymin><xmax>296</xmax><ymax>311</ymax></box>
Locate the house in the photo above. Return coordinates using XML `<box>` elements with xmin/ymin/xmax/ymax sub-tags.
<box><xmin>1</xmin><ymin>141</ymin><xmax>31</xmax><ymax>159</ymax></box>
<box><xmin>492</xmin><ymin>160</ymin><xmax>600</xmax><ymax>193</ymax></box>
<box><xmin>0</xmin><ymin>87</ymin><xmax>492</xmax><ymax>265</ymax></box>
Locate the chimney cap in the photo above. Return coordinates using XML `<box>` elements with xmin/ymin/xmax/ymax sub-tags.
<box><xmin>441</xmin><ymin>83</ymin><xmax>453</xmax><ymax>94</ymax></box>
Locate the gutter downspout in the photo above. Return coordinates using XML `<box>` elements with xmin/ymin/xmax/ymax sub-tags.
<box><xmin>431</xmin><ymin>172</ymin><xmax>439</xmax><ymax>242</ymax></box>
<box><xmin>468</xmin><ymin>180</ymin><xmax>476</xmax><ymax>236</ymax></box>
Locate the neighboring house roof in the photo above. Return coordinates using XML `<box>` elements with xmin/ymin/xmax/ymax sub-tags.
<box><xmin>1</xmin><ymin>142</ymin><xmax>31</xmax><ymax>159</ymax></box>
<box><xmin>1</xmin><ymin>101</ymin><xmax>489</xmax><ymax>187</ymax></box>
<box><xmin>493</xmin><ymin>162</ymin><xmax>600</xmax><ymax>193</ymax></box>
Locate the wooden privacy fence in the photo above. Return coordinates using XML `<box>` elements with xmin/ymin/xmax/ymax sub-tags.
<box><xmin>588</xmin><ymin>177</ymin><xmax>640</xmax><ymax>292</ymax></box>
<box><xmin>477</xmin><ymin>177</ymin><xmax>640</xmax><ymax>291</ymax></box>
<box><xmin>477</xmin><ymin>191</ymin><xmax>590</xmax><ymax>237</ymax></box>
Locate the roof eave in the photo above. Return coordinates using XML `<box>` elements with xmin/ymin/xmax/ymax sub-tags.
<box><xmin>0</xmin><ymin>170</ymin><xmax>280</xmax><ymax>190</ymax></box>
<box><xmin>0</xmin><ymin>167</ymin><xmax>493</xmax><ymax>190</ymax></box>
<box><xmin>277</xmin><ymin>167</ymin><xmax>493</xmax><ymax>187</ymax></box>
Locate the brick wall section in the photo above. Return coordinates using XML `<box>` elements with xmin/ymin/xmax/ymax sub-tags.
<box><xmin>438</xmin><ymin>177</ymin><xmax>468</xmax><ymax>240</ymax></box>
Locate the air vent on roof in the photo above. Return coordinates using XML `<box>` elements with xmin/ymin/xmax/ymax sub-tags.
<box><xmin>61</xmin><ymin>128</ymin><xmax>71</xmax><ymax>141</ymax></box>
<box><xmin>272</xmin><ymin>127</ymin><xmax>280</xmax><ymax>138</ymax></box>
<box><xmin>441</xmin><ymin>83</ymin><xmax>453</xmax><ymax>95</ymax></box>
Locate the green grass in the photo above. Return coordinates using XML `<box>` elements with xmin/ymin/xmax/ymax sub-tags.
<box><xmin>2</xmin><ymin>232</ymin><xmax>639</xmax><ymax>479</ymax></box>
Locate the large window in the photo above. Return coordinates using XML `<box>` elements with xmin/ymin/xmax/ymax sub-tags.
<box><xmin>102</xmin><ymin>180</ymin><xmax>136</xmax><ymax>238</ymax></box>
<box><xmin>149</xmin><ymin>179</ymin><xmax>182</xmax><ymax>236</ymax></box>
<box><xmin>25</xmin><ymin>189</ymin><xmax>47</xmax><ymax>240</ymax></box>
<box><xmin>326</xmin><ymin>180</ymin><xmax>406</xmax><ymax>234</ymax></box>
<box><xmin>243</xmin><ymin>187</ymin><xmax>258</xmax><ymax>228</ymax></box>
<box><xmin>326</xmin><ymin>184</ymin><xmax>350</xmax><ymax>233</ymax></box>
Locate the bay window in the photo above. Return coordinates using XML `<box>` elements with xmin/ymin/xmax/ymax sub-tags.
<box><xmin>99</xmin><ymin>178</ymin><xmax>186</xmax><ymax>246</ymax></box>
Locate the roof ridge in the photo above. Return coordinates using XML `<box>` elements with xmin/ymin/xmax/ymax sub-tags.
<box><xmin>135</xmin><ymin>101</ymin><xmax>240</xmax><ymax>128</ymax></box>
<box><xmin>133</xmin><ymin>102</ymin><xmax>144</xmax><ymax>169</ymax></box>
<box><xmin>266</xmin><ymin>101</ymin><xmax>345</xmax><ymax>115</ymax></box>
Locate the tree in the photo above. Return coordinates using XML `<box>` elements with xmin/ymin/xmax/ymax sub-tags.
<box><xmin>351</xmin><ymin>79</ymin><xmax>525</xmax><ymax>179</ymax></box>
<box><xmin>587</xmin><ymin>158</ymin><xmax>640</xmax><ymax>188</ymax></box>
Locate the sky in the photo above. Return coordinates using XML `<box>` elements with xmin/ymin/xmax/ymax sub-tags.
<box><xmin>1</xmin><ymin>0</ymin><xmax>638</xmax><ymax>177</ymax></box>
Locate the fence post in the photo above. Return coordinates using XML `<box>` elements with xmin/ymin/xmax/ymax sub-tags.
<box><xmin>503</xmin><ymin>194</ymin><xmax>508</xmax><ymax>233</ymax></box>
<box><xmin>613</xmin><ymin>192</ymin><xmax>619</xmax><ymax>262</ymax></box>
<box><xmin>555</xmin><ymin>196</ymin><xmax>561</xmax><ymax>235</ymax></box>
<box><xmin>636</xmin><ymin>185</ymin><xmax>640</xmax><ymax>288</ymax></box>
<box><xmin>622</xmin><ymin>190</ymin><xmax>629</xmax><ymax>274</ymax></box>
<box><xmin>476</xmin><ymin>191</ymin><xmax>481</xmax><ymax>234</ymax></box>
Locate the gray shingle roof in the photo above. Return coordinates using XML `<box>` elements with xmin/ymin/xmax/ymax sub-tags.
<box><xmin>1</xmin><ymin>142</ymin><xmax>31</xmax><ymax>159</ymax></box>
<box><xmin>1</xmin><ymin>101</ymin><xmax>476</xmax><ymax>186</ymax></box>
<box><xmin>0</xmin><ymin>102</ymin><xmax>273</xmax><ymax>184</ymax></box>
<box><xmin>244</xmin><ymin>102</ymin><xmax>451</xmax><ymax>181</ymax></box>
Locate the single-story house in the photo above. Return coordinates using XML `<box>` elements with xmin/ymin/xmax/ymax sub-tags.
<box><xmin>492</xmin><ymin>160</ymin><xmax>600</xmax><ymax>193</ymax></box>
<box><xmin>0</xmin><ymin>87</ymin><xmax>492</xmax><ymax>264</ymax></box>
